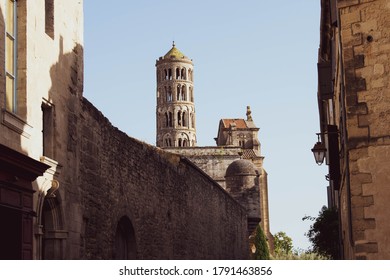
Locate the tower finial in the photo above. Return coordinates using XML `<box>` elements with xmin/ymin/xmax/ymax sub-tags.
<box><xmin>172</xmin><ymin>41</ymin><xmax>175</xmax><ymax>47</ymax></box>
<box><xmin>246</xmin><ymin>106</ymin><xmax>253</xmax><ymax>121</ymax></box>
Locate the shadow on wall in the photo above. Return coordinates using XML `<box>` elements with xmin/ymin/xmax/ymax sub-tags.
<box><xmin>37</xmin><ymin>37</ymin><xmax>84</xmax><ymax>259</ymax></box>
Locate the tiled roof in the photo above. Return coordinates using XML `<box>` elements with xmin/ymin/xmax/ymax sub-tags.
<box><xmin>241</xmin><ymin>149</ymin><xmax>257</xmax><ymax>159</ymax></box>
<box><xmin>221</xmin><ymin>119</ymin><xmax>248</xmax><ymax>129</ymax></box>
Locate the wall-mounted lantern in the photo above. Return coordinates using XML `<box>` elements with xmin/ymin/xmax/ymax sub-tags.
<box><xmin>311</xmin><ymin>133</ymin><xmax>327</xmax><ymax>165</ymax></box>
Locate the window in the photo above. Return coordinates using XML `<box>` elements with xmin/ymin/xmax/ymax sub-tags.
<box><xmin>5</xmin><ymin>0</ymin><xmax>17</xmax><ymax>113</ymax></box>
<box><xmin>182</xmin><ymin>111</ymin><xmax>187</xmax><ymax>127</ymax></box>
<box><xmin>181</xmin><ymin>68</ymin><xmax>186</xmax><ymax>80</ymax></box>
<box><xmin>45</xmin><ymin>0</ymin><xmax>54</xmax><ymax>38</ymax></box>
<box><xmin>177</xmin><ymin>85</ymin><xmax>181</xmax><ymax>101</ymax></box>
<box><xmin>176</xmin><ymin>68</ymin><xmax>180</xmax><ymax>79</ymax></box>
<box><xmin>168</xmin><ymin>112</ymin><xmax>173</xmax><ymax>127</ymax></box>
<box><xmin>42</xmin><ymin>103</ymin><xmax>54</xmax><ymax>158</ymax></box>
<box><xmin>166</xmin><ymin>87</ymin><xmax>172</xmax><ymax>102</ymax></box>
<box><xmin>181</xmin><ymin>85</ymin><xmax>186</xmax><ymax>101</ymax></box>
<box><xmin>177</xmin><ymin>111</ymin><xmax>182</xmax><ymax>126</ymax></box>
<box><xmin>188</xmin><ymin>69</ymin><xmax>193</xmax><ymax>81</ymax></box>
<box><xmin>189</xmin><ymin>87</ymin><xmax>194</xmax><ymax>102</ymax></box>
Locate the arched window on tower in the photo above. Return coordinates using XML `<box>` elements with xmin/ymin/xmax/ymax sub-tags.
<box><xmin>176</xmin><ymin>68</ymin><xmax>180</xmax><ymax>80</ymax></box>
<box><xmin>189</xmin><ymin>87</ymin><xmax>194</xmax><ymax>102</ymax></box>
<box><xmin>177</xmin><ymin>85</ymin><xmax>181</xmax><ymax>101</ymax></box>
<box><xmin>181</xmin><ymin>68</ymin><xmax>186</xmax><ymax>80</ymax></box>
<box><xmin>167</xmin><ymin>87</ymin><xmax>172</xmax><ymax>102</ymax></box>
<box><xmin>168</xmin><ymin>68</ymin><xmax>172</xmax><ymax>80</ymax></box>
<box><xmin>165</xmin><ymin>112</ymin><xmax>169</xmax><ymax>127</ymax></box>
<box><xmin>177</xmin><ymin>111</ymin><xmax>182</xmax><ymax>126</ymax></box>
<box><xmin>165</xmin><ymin>137</ymin><xmax>172</xmax><ymax>147</ymax></box>
<box><xmin>178</xmin><ymin>138</ymin><xmax>182</xmax><ymax>147</ymax></box>
<box><xmin>183</xmin><ymin>139</ymin><xmax>188</xmax><ymax>147</ymax></box>
<box><xmin>182</xmin><ymin>112</ymin><xmax>187</xmax><ymax>127</ymax></box>
<box><xmin>181</xmin><ymin>85</ymin><xmax>186</xmax><ymax>101</ymax></box>
<box><xmin>192</xmin><ymin>114</ymin><xmax>195</xmax><ymax>129</ymax></box>
<box><xmin>168</xmin><ymin>112</ymin><xmax>173</xmax><ymax>127</ymax></box>
<box><xmin>164</xmin><ymin>69</ymin><xmax>168</xmax><ymax>80</ymax></box>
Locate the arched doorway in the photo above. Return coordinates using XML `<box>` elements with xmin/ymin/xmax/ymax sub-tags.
<box><xmin>41</xmin><ymin>195</ymin><xmax>67</xmax><ymax>259</ymax></box>
<box><xmin>114</xmin><ymin>216</ymin><xmax>137</xmax><ymax>259</ymax></box>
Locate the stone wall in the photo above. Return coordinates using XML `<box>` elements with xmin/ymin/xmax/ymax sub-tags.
<box><xmin>0</xmin><ymin>0</ymin><xmax>250</xmax><ymax>259</ymax></box>
<box><xmin>326</xmin><ymin>0</ymin><xmax>390</xmax><ymax>259</ymax></box>
<box><xmin>70</xmin><ymin>99</ymin><xmax>249</xmax><ymax>259</ymax></box>
<box><xmin>165</xmin><ymin>147</ymin><xmax>241</xmax><ymax>188</ymax></box>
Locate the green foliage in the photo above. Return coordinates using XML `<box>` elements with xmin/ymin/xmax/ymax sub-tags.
<box><xmin>273</xmin><ymin>231</ymin><xmax>293</xmax><ymax>255</ymax></box>
<box><xmin>253</xmin><ymin>225</ymin><xmax>270</xmax><ymax>260</ymax></box>
<box><xmin>304</xmin><ymin>206</ymin><xmax>340</xmax><ymax>259</ymax></box>
<box><xmin>272</xmin><ymin>249</ymin><xmax>329</xmax><ymax>260</ymax></box>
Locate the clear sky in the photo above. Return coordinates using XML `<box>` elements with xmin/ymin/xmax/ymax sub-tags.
<box><xmin>84</xmin><ymin>0</ymin><xmax>328</xmax><ymax>251</ymax></box>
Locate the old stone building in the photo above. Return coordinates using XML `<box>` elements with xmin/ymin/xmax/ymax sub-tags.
<box><xmin>316</xmin><ymin>0</ymin><xmax>390</xmax><ymax>259</ymax></box>
<box><xmin>0</xmin><ymin>0</ymin><xmax>252</xmax><ymax>259</ymax></box>
<box><xmin>156</xmin><ymin>45</ymin><xmax>272</xmax><ymax>248</ymax></box>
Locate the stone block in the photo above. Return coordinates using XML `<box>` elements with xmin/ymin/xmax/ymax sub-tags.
<box><xmin>352</xmin><ymin>20</ymin><xmax>378</xmax><ymax>35</ymax></box>
<box><xmin>338</xmin><ymin>0</ymin><xmax>360</xmax><ymax>9</ymax></box>
<box><xmin>351</xmin><ymin>194</ymin><xmax>374</xmax><ymax>207</ymax></box>
<box><xmin>340</xmin><ymin>7</ymin><xmax>361</xmax><ymax>26</ymax></box>
<box><xmin>355</xmin><ymin>242</ymin><xmax>378</xmax><ymax>253</ymax></box>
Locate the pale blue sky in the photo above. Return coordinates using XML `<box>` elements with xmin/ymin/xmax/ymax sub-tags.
<box><xmin>84</xmin><ymin>0</ymin><xmax>328</xmax><ymax>250</ymax></box>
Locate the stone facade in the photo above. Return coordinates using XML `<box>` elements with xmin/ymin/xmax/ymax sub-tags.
<box><xmin>164</xmin><ymin>107</ymin><xmax>272</xmax><ymax>250</ymax></box>
<box><xmin>156</xmin><ymin>43</ymin><xmax>196</xmax><ymax>148</ymax></box>
<box><xmin>317</xmin><ymin>0</ymin><xmax>390</xmax><ymax>259</ymax></box>
<box><xmin>155</xmin><ymin>44</ymin><xmax>272</xmax><ymax>249</ymax></box>
<box><xmin>0</xmin><ymin>0</ymin><xmax>250</xmax><ymax>259</ymax></box>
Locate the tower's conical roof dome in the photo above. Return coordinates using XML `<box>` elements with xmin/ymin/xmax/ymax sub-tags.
<box><xmin>164</xmin><ymin>42</ymin><xmax>186</xmax><ymax>59</ymax></box>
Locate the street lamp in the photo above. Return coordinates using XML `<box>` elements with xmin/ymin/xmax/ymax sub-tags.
<box><xmin>311</xmin><ymin>133</ymin><xmax>327</xmax><ymax>165</ymax></box>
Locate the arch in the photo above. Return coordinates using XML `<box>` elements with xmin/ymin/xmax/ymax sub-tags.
<box><xmin>164</xmin><ymin>69</ymin><xmax>168</xmax><ymax>80</ymax></box>
<box><xmin>189</xmin><ymin>87</ymin><xmax>194</xmax><ymax>102</ymax></box>
<box><xmin>181</xmin><ymin>68</ymin><xmax>186</xmax><ymax>80</ymax></box>
<box><xmin>113</xmin><ymin>216</ymin><xmax>137</xmax><ymax>260</ymax></box>
<box><xmin>167</xmin><ymin>87</ymin><xmax>172</xmax><ymax>102</ymax></box>
<box><xmin>181</xmin><ymin>85</ymin><xmax>186</xmax><ymax>101</ymax></box>
<box><xmin>177</xmin><ymin>110</ymin><xmax>182</xmax><ymax>126</ymax></box>
<box><xmin>163</xmin><ymin>134</ymin><xmax>173</xmax><ymax>147</ymax></box>
<box><xmin>192</xmin><ymin>113</ymin><xmax>195</xmax><ymax>129</ymax></box>
<box><xmin>168</xmin><ymin>112</ymin><xmax>173</xmax><ymax>127</ymax></box>
<box><xmin>168</xmin><ymin>68</ymin><xmax>172</xmax><ymax>80</ymax></box>
<box><xmin>165</xmin><ymin>112</ymin><xmax>169</xmax><ymax>127</ymax></box>
<box><xmin>41</xmin><ymin>194</ymin><xmax>66</xmax><ymax>259</ymax></box>
<box><xmin>176</xmin><ymin>67</ymin><xmax>180</xmax><ymax>79</ymax></box>
<box><xmin>157</xmin><ymin>70</ymin><xmax>161</xmax><ymax>82</ymax></box>
<box><xmin>182</xmin><ymin>111</ymin><xmax>187</xmax><ymax>127</ymax></box>
<box><xmin>177</xmin><ymin>85</ymin><xmax>181</xmax><ymax>101</ymax></box>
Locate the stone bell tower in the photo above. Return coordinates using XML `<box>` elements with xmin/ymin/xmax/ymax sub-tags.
<box><xmin>156</xmin><ymin>42</ymin><xmax>197</xmax><ymax>148</ymax></box>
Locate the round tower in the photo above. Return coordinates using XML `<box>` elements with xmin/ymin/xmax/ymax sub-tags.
<box><xmin>156</xmin><ymin>42</ymin><xmax>196</xmax><ymax>148</ymax></box>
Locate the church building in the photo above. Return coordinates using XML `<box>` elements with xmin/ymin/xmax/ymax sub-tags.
<box><xmin>156</xmin><ymin>43</ymin><xmax>272</xmax><ymax>248</ymax></box>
